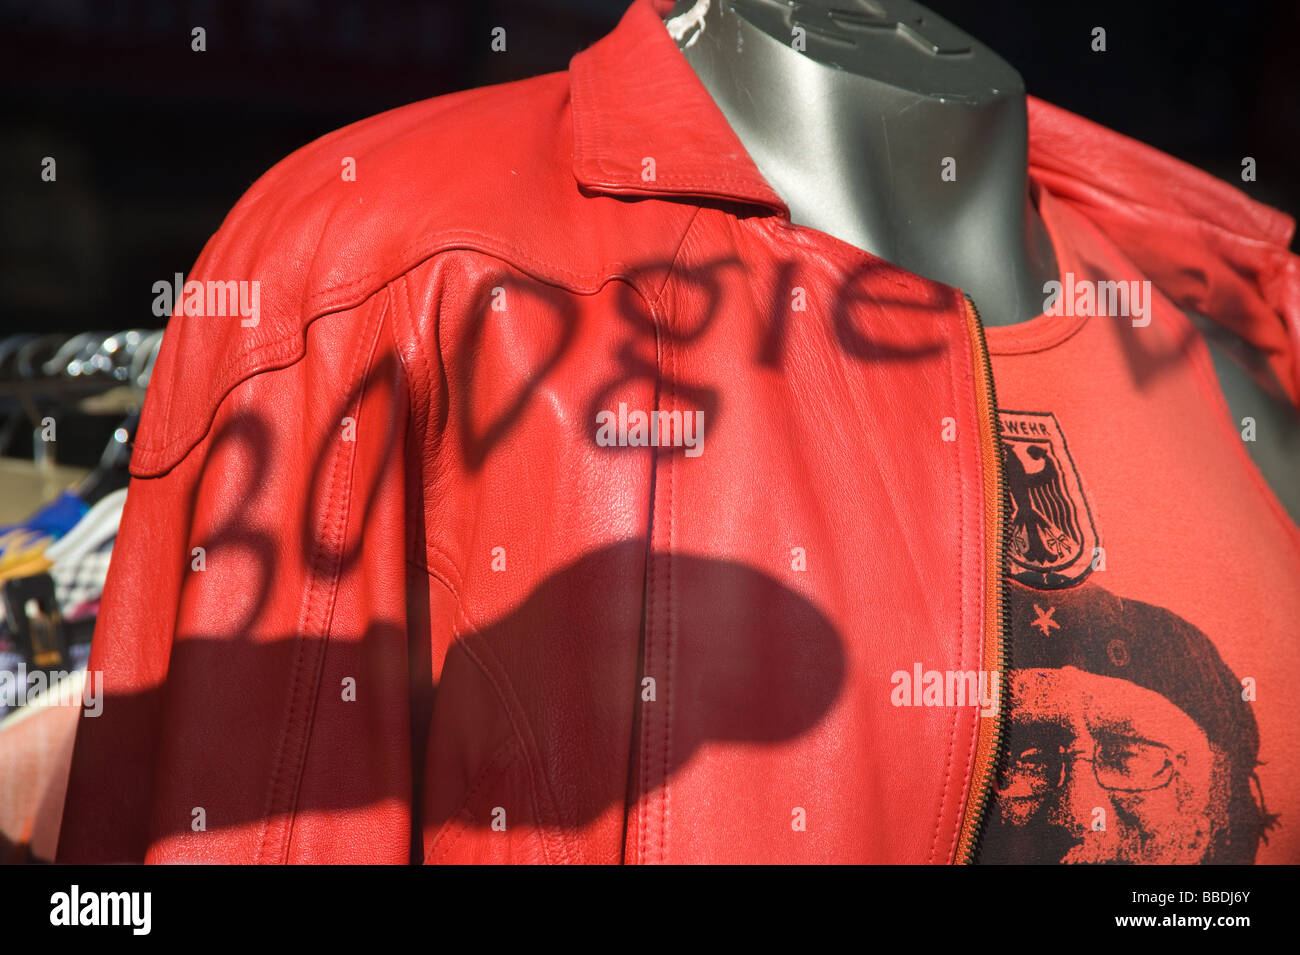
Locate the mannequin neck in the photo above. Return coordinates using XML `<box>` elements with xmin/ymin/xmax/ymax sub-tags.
<box><xmin>667</xmin><ymin>0</ymin><xmax>1058</xmax><ymax>326</ymax></box>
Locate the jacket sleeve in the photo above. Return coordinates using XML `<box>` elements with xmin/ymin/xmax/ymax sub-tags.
<box><xmin>57</xmin><ymin>275</ymin><xmax>418</xmax><ymax>862</ymax></box>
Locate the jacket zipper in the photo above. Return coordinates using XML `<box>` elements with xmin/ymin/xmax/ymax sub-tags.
<box><xmin>954</xmin><ymin>292</ymin><xmax>1009</xmax><ymax>864</ymax></box>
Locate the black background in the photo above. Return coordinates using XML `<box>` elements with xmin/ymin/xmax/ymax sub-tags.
<box><xmin>6</xmin><ymin>862</ymin><xmax>1283</xmax><ymax>938</ymax></box>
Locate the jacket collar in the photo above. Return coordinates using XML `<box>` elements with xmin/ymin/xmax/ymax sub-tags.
<box><xmin>569</xmin><ymin>0</ymin><xmax>790</xmax><ymax>215</ymax></box>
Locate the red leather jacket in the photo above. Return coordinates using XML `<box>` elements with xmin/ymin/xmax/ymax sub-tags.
<box><xmin>58</xmin><ymin>0</ymin><xmax>1300</xmax><ymax>863</ymax></box>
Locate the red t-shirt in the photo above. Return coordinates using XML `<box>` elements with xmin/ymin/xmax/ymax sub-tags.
<box><xmin>978</xmin><ymin>190</ymin><xmax>1300</xmax><ymax>863</ymax></box>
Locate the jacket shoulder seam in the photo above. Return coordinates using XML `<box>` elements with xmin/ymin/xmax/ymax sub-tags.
<box><xmin>257</xmin><ymin>286</ymin><xmax>392</xmax><ymax>863</ymax></box>
<box><xmin>134</xmin><ymin>233</ymin><xmax>683</xmax><ymax>477</ymax></box>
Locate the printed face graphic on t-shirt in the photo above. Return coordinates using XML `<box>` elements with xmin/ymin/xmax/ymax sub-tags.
<box><xmin>985</xmin><ymin>667</ymin><xmax>1230</xmax><ymax>864</ymax></box>
<box><xmin>980</xmin><ymin>409</ymin><xmax>1273</xmax><ymax>865</ymax></box>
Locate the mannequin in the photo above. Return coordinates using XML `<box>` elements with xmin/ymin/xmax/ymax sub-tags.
<box><xmin>666</xmin><ymin>0</ymin><xmax>1056</xmax><ymax>327</ymax></box>
<box><xmin>665</xmin><ymin>0</ymin><xmax>1299</xmax><ymax>520</ymax></box>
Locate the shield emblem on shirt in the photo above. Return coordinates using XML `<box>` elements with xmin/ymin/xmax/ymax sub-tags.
<box><xmin>998</xmin><ymin>410</ymin><xmax>1099</xmax><ymax>589</ymax></box>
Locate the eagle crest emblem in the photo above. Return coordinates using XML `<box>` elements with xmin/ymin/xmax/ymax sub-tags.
<box><xmin>998</xmin><ymin>410</ymin><xmax>1099</xmax><ymax>589</ymax></box>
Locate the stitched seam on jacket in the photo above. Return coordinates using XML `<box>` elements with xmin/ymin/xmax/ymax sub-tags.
<box><xmin>403</xmin><ymin>253</ymin><xmax>689</xmax><ymax>589</ymax></box>
<box><xmin>389</xmin><ymin>273</ymin><xmax>429</xmax><ymax>479</ymax></box>
<box><xmin>648</xmin><ymin>206</ymin><xmax>704</xmax><ymax>312</ymax></box>
<box><xmin>387</xmin><ymin>273</ymin><xmax>463</xmax><ymax>591</ymax></box>
<box><xmin>930</xmin><ymin>294</ymin><xmax>962</xmax><ymax>863</ymax></box>
<box><xmin>405</xmin><ymin>563</ymin><xmax>532</xmax><ymax>864</ymax></box>
<box><xmin>253</xmin><ymin>289</ymin><xmax>389</xmax><ymax>864</ymax></box>
<box><xmin>663</xmin><ymin>282</ymin><xmax>676</xmax><ymax>864</ymax></box>
<box><xmin>451</xmin><ymin>610</ymin><xmax>575</xmax><ymax>864</ymax></box>
<box><xmin>413</xmin><ymin>560</ymin><xmax>574</xmax><ymax>865</ymax></box>
<box><xmin>424</xmin><ymin>737</ymin><xmax>518</xmax><ymax>864</ymax></box>
<box><xmin>953</xmin><ymin>303</ymin><xmax>975</xmax><ymax>864</ymax></box>
<box><xmin>406</xmin><ymin>552</ymin><xmax>463</xmax><ymax>604</ymax></box>
<box><xmin>423</xmin><ymin>810</ymin><xmax>473</xmax><ymax>865</ymax></box>
<box><xmin>134</xmin><ymin>232</ymin><xmax>691</xmax><ymax>474</ymax></box>
<box><xmin>925</xmin><ymin>289</ymin><xmax>968</xmax><ymax>864</ymax></box>
<box><xmin>637</xmin><ymin>206</ymin><xmax>699</xmax><ymax>862</ymax></box>
<box><xmin>632</xmin><ymin>213</ymin><xmax>700</xmax><ymax>863</ymax></box>
<box><xmin>400</xmin><ymin>259</ymin><xmax>467</xmax><ymax>595</ymax></box>
<box><xmin>951</xmin><ymin>286</ymin><xmax>979</xmax><ymax>865</ymax></box>
<box><xmin>662</xmin><ymin>230</ymin><xmax>686</xmax><ymax>864</ymax></box>
<box><xmin>638</xmin><ymin>263</ymin><xmax>672</xmax><ymax>865</ymax></box>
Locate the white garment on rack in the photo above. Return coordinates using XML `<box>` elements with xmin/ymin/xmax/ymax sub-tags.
<box><xmin>43</xmin><ymin>487</ymin><xmax>126</xmax><ymax>567</ymax></box>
